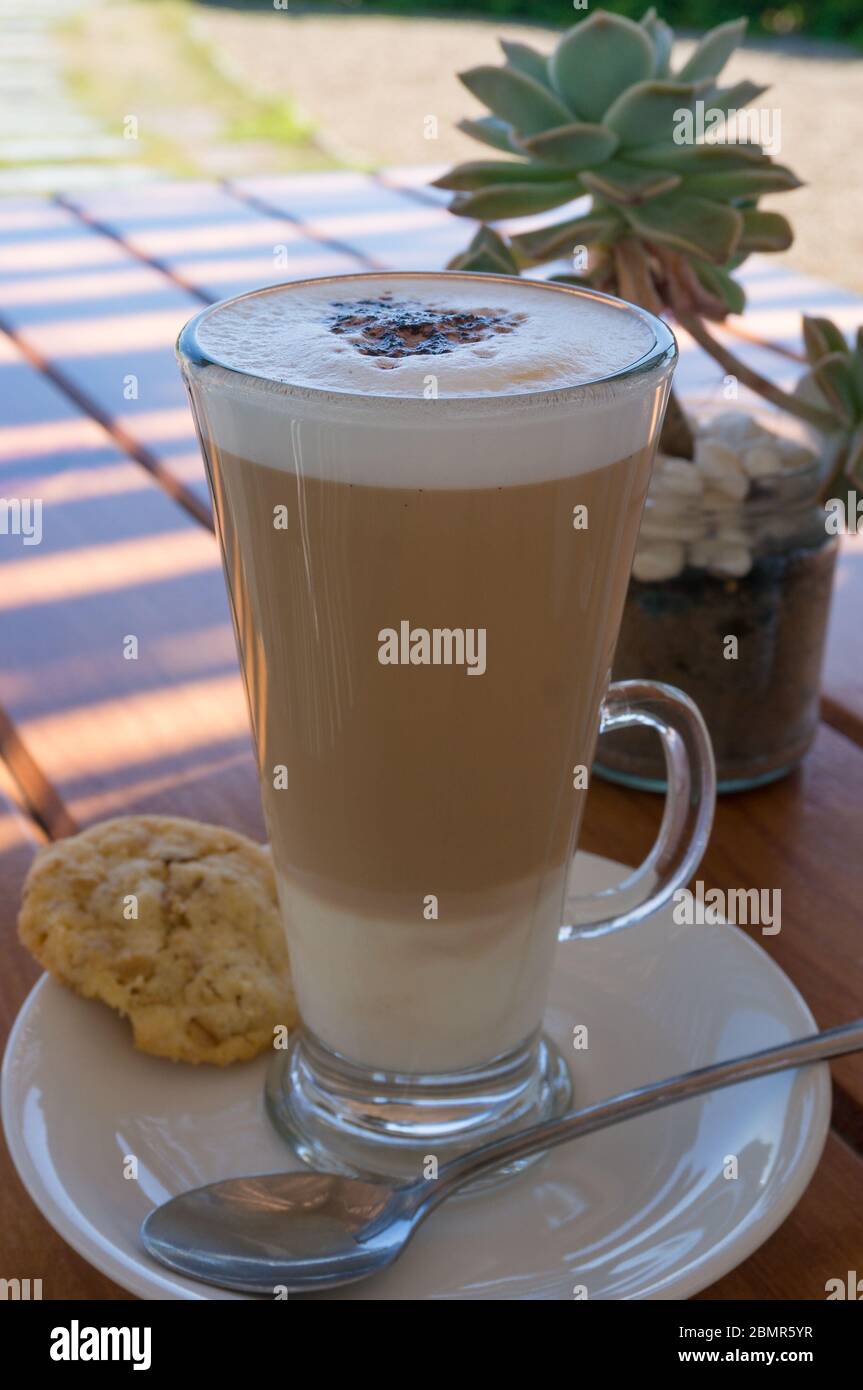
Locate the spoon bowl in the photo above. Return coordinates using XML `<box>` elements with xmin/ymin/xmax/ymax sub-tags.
<box><xmin>142</xmin><ymin>1173</ymin><xmax>413</xmax><ymax>1294</ymax></box>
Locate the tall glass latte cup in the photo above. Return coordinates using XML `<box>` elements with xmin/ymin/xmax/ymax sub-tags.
<box><xmin>178</xmin><ymin>272</ymin><xmax>715</xmax><ymax>1181</ymax></box>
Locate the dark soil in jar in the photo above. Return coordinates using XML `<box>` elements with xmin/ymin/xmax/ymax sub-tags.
<box><xmin>595</xmin><ymin>536</ymin><xmax>838</xmax><ymax>790</ymax></box>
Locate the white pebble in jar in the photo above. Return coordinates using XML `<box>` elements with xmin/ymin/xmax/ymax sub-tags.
<box><xmin>694</xmin><ymin>439</ymin><xmax>749</xmax><ymax>500</ymax></box>
<box><xmin>632</xmin><ymin>542</ymin><xmax>686</xmax><ymax>582</ymax></box>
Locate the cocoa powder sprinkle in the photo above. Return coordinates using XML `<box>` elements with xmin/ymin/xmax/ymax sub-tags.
<box><xmin>327</xmin><ymin>295</ymin><xmax>526</xmax><ymax>361</ymax></box>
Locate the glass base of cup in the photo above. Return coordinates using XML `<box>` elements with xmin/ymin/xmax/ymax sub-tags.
<box><xmin>265</xmin><ymin>1028</ymin><xmax>573</xmax><ymax>1188</ymax></box>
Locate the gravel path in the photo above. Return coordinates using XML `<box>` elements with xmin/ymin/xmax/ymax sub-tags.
<box><xmin>196</xmin><ymin>10</ymin><xmax>863</xmax><ymax>294</ymax></box>
<box><xmin>0</xmin><ymin>0</ymin><xmax>150</xmax><ymax>193</ymax></box>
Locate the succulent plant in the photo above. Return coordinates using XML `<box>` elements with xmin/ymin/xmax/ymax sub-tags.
<box><xmin>797</xmin><ymin>316</ymin><xmax>863</xmax><ymax>491</ymax></box>
<box><xmin>438</xmin><ymin>9</ymin><xmax>800</xmax><ymax>325</ymax></box>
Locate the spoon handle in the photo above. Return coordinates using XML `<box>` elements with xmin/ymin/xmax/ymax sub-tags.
<box><xmin>422</xmin><ymin>1018</ymin><xmax>863</xmax><ymax>1211</ymax></box>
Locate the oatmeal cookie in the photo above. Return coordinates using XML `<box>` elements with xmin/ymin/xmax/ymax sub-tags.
<box><xmin>18</xmin><ymin>815</ymin><xmax>297</xmax><ymax>1064</ymax></box>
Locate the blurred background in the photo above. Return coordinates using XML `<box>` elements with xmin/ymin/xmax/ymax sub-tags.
<box><xmin>3</xmin><ymin>0</ymin><xmax>862</xmax><ymax>289</ymax></box>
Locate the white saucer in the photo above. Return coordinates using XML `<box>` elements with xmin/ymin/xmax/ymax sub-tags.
<box><xmin>2</xmin><ymin>852</ymin><xmax>829</xmax><ymax>1301</ymax></box>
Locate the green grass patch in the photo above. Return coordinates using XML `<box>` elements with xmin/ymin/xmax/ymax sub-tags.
<box><xmin>57</xmin><ymin>0</ymin><xmax>332</xmax><ymax>179</ymax></box>
<box><xmin>226</xmin><ymin>99</ymin><xmax>315</xmax><ymax>145</ymax></box>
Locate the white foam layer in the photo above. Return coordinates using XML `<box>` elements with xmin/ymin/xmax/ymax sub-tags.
<box><xmin>184</xmin><ymin>275</ymin><xmax>674</xmax><ymax>487</ymax></box>
<box><xmin>194</xmin><ymin>273</ymin><xmax>657</xmax><ymax>399</ymax></box>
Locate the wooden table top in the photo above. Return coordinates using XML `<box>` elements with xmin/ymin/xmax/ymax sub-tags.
<box><xmin>1</xmin><ymin>170</ymin><xmax>861</xmax><ymax>1301</ymax></box>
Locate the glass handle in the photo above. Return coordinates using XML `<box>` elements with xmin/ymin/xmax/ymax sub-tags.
<box><xmin>560</xmin><ymin>680</ymin><xmax>716</xmax><ymax>941</ymax></box>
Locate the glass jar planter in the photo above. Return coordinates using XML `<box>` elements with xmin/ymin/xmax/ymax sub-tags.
<box><xmin>595</xmin><ymin>406</ymin><xmax>838</xmax><ymax>793</ymax></box>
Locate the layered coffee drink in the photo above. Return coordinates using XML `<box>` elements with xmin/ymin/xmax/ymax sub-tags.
<box><xmin>182</xmin><ymin>274</ymin><xmax>669</xmax><ymax>1076</ymax></box>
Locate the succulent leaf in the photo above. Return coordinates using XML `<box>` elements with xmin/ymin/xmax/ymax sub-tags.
<box><xmin>677</xmin><ymin>18</ymin><xmax>748</xmax><ymax>83</ymax></box>
<box><xmin>450</xmin><ymin>180</ymin><xmax>583</xmax><ymax>221</ymax></box>
<box><xmin>433</xmin><ymin>160</ymin><xmax>581</xmax><ymax>192</ymax></box>
<box><xmin>799</xmin><ymin>317</ymin><xmax>863</xmax><ymax>429</ymax></box>
<box><xmin>447</xmin><ymin>225</ymin><xmax>520</xmax><ymax>275</ymax></box>
<box><xmin>626</xmin><ymin>141</ymin><xmax>769</xmax><ymax>171</ymax></box>
<box><xmin>548</xmin><ymin>12</ymin><xmax>655</xmax><ymax>123</ymax></box>
<box><xmin>448</xmin><ymin>249</ymin><xmax>513</xmax><ymax>274</ymax></box>
<box><xmin>851</xmin><ymin>330</ymin><xmax>863</xmax><ymax>408</ymax></box>
<box><xmin>603</xmin><ymin>81</ymin><xmax>705</xmax><ymax>147</ymax></box>
<box><xmin>812</xmin><ymin>353</ymin><xmax>857</xmax><ymax>427</ymax></box>
<box><xmin>455</xmin><ymin>116</ymin><xmax>521</xmax><ymax>154</ymax></box>
<box><xmin>624</xmin><ymin>192</ymin><xmax>742</xmax><ymax>263</ymax></box>
<box><xmin>459</xmin><ymin>65</ymin><xmax>572</xmax><ymax>136</ymax></box>
<box><xmin>845</xmin><ymin>422</ymin><xmax>863</xmax><ymax>487</ymax></box>
<box><xmin>581</xmin><ymin>161</ymin><xmax>681</xmax><ymax>205</ymax></box>
<box><xmin>681</xmin><ymin>165</ymin><xmax>802</xmax><ymax>198</ymax></box>
<box><xmin>736</xmin><ymin>208</ymin><xmax>793</xmax><ymax>252</ymax></box>
<box><xmin>703</xmin><ymin>80</ymin><xmax>770</xmax><ymax>118</ymax></box>
<box><xmin>803</xmin><ymin>315</ymin><xmax>850</xmax><ymax>363</ymax></box>
<box><xmin>640</xmin><ymin>8</ymin><xmax>674</xmax><ymax>79</ymax></box>
<box><xmin>691</xmin><ymin>259</ymin><xmax>747</xmax><ymax>315</ymax></box>
<box><xmin>510</xmin><ymin>210</ymin><xmax>625</xmax><ymax>262</ymax></box>
<box><xmin>517</xmin><ymin>122</ymin><xmax>619</xmax><ymax>168</ymax></box>
<box><xmin>499</xmin><ymin>39</ymin><xmax>552</xmax><ymax>89</ymax></box>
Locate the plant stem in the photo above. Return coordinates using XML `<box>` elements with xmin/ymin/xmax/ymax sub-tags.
<box><xmin>609</xmin><ymin>240</ymin><xmax>694</xmax><ymax>458</ymax></box>
<box><xmin>659</xmin><ymin>389</ymin><xmax>695</xmax><ymax>458</ymax></box>
<box><xmin>675</xmin><ymin>311</ymin><xmax>838</xmax><ymax>433</ymax></box>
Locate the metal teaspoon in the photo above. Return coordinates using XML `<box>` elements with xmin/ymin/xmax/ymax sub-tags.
<box><xmin>140</xmin><ymin>1018</ymin><xmax>863</xmax><ymax>1296</ymax></box>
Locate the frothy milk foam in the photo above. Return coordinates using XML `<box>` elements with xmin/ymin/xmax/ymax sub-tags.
<box><xmin>192</xmin><ymin>274</ymin><xmax>659</xmax><ymax>488</ymax></box>
<box><xmin>196</xmin><ymin>272</ymin><xmax>655</xmax><ymax>399</ymax></box>
<box><xmin>185</xmin><ymin>275</ymin><xmax>669</xmax><ymax>1072</ymax></box>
